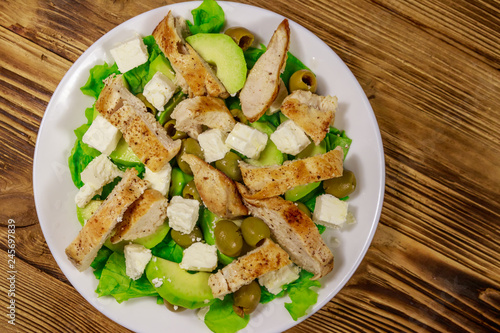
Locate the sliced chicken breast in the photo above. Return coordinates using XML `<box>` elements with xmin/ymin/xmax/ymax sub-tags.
<box><xmin>208</xmin><ymin>238</ymin><xmax>291</xmax><ymax>298</ymax></box>
<box><xmin>236</xmin><ymin>183</ymin><xmax>334</xmax><ymax>279</ymax></box>
<box><xmin>152</xmin><ymin>11</ymin><xmax>229</xmax><ymax>98</ymax></box>
<box><xmin>65</xmin><ymin>169</ymin><xmax>149</xmax><ymax>271</ymax></box>
<box><xmin>182</xmin><ymin>154</ymin><xmax>248</xmax><ymax>218</ymax></box>
<box><xmin>171</xmin><ymin>96</ymin><xmax>236</xmax><ymax>139</ymax></box>
<box><xmin>239</xmin><ymin>19</ymin><xmax>290</xmax><ymax>122</ymax></box>
<box><xmin>239</xmin><ymin>146</ymin><xmax>344</xmax><ymax>199</ymax></box>
<box><xmin>280</xmin><ymin>90</ymin><xmax>338</xmax><ymax>144</ymax></box>
<box><xmin>110</xmin><ymin>189</ymin><xmax>169</xmax><ymax>243</ymax></box>
<box><xmin>96</xmin><ymin>74</ymin><xmax>181</xmax><ymax>172</ymax></box>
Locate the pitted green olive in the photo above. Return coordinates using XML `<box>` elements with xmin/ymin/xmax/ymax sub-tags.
<box><xmin>230</xmin><ymin>108</ymin><xmax>248</xmax><ymax>125</ymax></box>
<box><xmin>176</xmin><ymin>138</ymin><xmax>204</xmax><ymax>175</ymax></box>
<box><xmin>136</xmin><ymin>93</ymin><xmax>157</xmax><ymax>114</ymax></box>
<box><xmin>214</xmin><ymin>220</ymin><xmax>243</xmax><ymax>257</ymax></box>
<box><xmin>323</xmin><ymin>169</ymin><xmax>357</xmax><ymax>198</ymax></box>
<box><xmin>163</xmin><ymin>119</ymin><xmax>187</xmax><ymax>140</ymax></box>
<box><xmin>215</xmin><ymin>152</ymin><xmax>243</xmax><ymax>182</ymax></box>
<box><xmin>171</xmin><ymin>226</ymin><xmax>203</xmax><ymax>248</ymax></box>
<box><xmin>289</xmin><ymin>69</ymin><xmax>317</xmax><ymax>93</ymax></box>
<box><xmin>241</xmin><ymin>217</ymin><xmax>270</xmax><ymax>247</ymax></box>
<box><xmin>224</xmin><ymin>27</ymin><xmax>255</xmax><ymax>51</ymax></box>
<box><xmin>164</xmin><ymin>299</ymin><xmax>187</xmax><ymax>312</ymax></box>
<box><xmin>233</xmin><ymin>280</ymin><xmax>261</xmax><ymax>317</ymax></box>
<box><xmin>182</xmin><ymin>180</ymin><xmax>202</xmax><ymax>203</ymax></box>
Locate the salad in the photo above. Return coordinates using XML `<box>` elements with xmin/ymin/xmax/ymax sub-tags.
<box><xmin>65</xmin><ymin>1</ymin><xmax>356</xmax><ymax>332</ymax></box>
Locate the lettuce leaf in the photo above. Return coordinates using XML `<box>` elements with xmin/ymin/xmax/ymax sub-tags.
<box><xmin>204</xmin><ymin>295</ymin><xmax>249</xmax><ymax>333</ymax></box>
<box><xmin>91</xmin><ymin>246</ymin><xmax>114</xmax><ymax>279</ymax></box>
<box><xmin>187</xmin><ymin>0</ymin><xmax>225</xmax><ymax>35</ymax></box>
<box><xmin>68</xmin><ymin>135</ymin><xmax>100</xmax><ymax>188</ymax></box>
<box><xmin>150</xmin><ymin>231</ymin><xmax>184</xmax><ymax>263</ymax></box>
<box><xmin>80</xmin><ymin>62</ymin><xmax>119</xmax><ymax>99</ymax></box>
<box><xmin>259</xmin><ymin>270</ymin><xmax>321</xmax><ymax>321</ymax></box>
<box><xmin>325</xmin><ymin>127</ymin><xmax>352</xmax><ymax>159</ymax></box>
<box><xmin>96</xmin><ymin>252</ymin><xmax>158</xmax><ymax>303</ymax></box>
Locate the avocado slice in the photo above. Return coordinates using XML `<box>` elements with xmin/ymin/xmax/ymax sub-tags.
<box><xmin>109</xmin><ymin>138</ymin><xmax>142</xmax><ymax>166</ymax></box>
<box><xmin>76</xmin><ymin>200</ymin><xmax>102</xmax><ymax>226</ymax></box>
<box><xmin>284</xmin><ymin>182</ymin><xmax>321</xmax><ymax>202</ymax></box>
<box><xmin>104</xmin><ymin>223</ymin><xmax>170</xmax><ymax>253</ymax></box>
<box><xmin>245</xmin><ymin>121</ymin><xmax>285</xmax><ymax>166</ymax></box>
<box><xmin>145</xmin><ymin>256</ymin><xmax>215</xmax><ymax>309</ymax></box>
<box><xmin>186</xmin><ymin>33</ymin><xmax>247</xmax><ymax>95</ymax></box>
<box><xmin>148</xmin><ymin>54</ymin><xmax>175</xmax><ymax>82</ymax></box>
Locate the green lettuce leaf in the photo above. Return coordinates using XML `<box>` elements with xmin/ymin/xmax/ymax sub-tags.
<box><xmin>204</xmin><ymin>295</ymin><xmax>249</xmax><ymax>333</ymax></box>
<box><xmin>284</xmin><ymin>270</ymin><xmax>321</xmax><ymax>320</ymax></box>
<box><xmin>325</xmin><ymin>127</ymin><xmax>352</xmax><ymax>158</ymax></box>
<box><xmin>187</xmin><ymin>0</ymin><xmax>225</xmax><ymax>35</ymax></box>
<box><xmin>96</xmin><ymin>252</ymin><xmax>158</xmax><ymax>303</ymax></box>
<box><xmin>68</xmin><ymin>138</ymin><xmax>100</xmax><ymax>188</ymax></box>
<box><xmin>80</xmin><ymin>62</ymin><xmax>119</xmax><ymax>99</ymax></box>
<box><xmin>91</xmin><ymin>246</ymin><xmax>114</xmax><ymax>279</ymax></box>
<box><xmin>150</xmin><ymin>231</ymin><xmax>184</xmax><ymax>263</ymax></box>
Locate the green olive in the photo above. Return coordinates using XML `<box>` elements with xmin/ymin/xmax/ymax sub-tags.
<box><xmin>215</xmin><ymin>152</ymin><xmax>243</xmax><ymax>182</ymax></box>
<box><xmin>164</xmin><ymin>299</ymin><xmax>187</xmax><ymax>312</ymax></box>
<box><xmin>233</xmin><ymin>281</ymin><xmax>261</xmax><ymax>317</ymax></box>
<box><xmin>241</xmin><ymin>217</ymin><xmax>270</xmax><ymax>247</ymax></box>
<box><xmin>136</xmin><ymin>93</ymin><xmax>157</xmax><ymax>115</ymax></box>
<box><xmin>171</xmin><ymin>226</ymin><xmax>204</xmax><ymax>248</ymax></box>
<box><xmin>289</xmin><ymin>69</ymin><xmax>317</xmax><ymax>93</ymax></box>
<box><xmin>224</xmin><ymin>27</ymin><xmax>255</xmax><ymax>51</ymax></box>
<box><xmin>230</xmin><ymin>108</ymin><xmax>248</xmax><ymax>125</ymax></box>
<box><xmin>214</xmin><ymin>220</ymin><xmax>243</xmax><ymax>257</ymax></box>
<box><xmin>182</xmin><ymin>180</ymin><xmax>202</xmax><ymax>203</ymax></box>
<box><xmin>323</xmin><ymin>169</ymin><xmax>357</xmax><ymax>198</ymax></box>
<box><xmin>176</xmin><ymin>138</ymin><xmax>204</xmax><ymax>175</ymax></box>
<box><xmin>163</xmin><ymin>119</ymin><xmax>187</xmax><ymax>140</ymax></box>
<box><xmin>296</xmin><ymin>202</ymin><xmax>312</xmax><ymax>218</ymax></box>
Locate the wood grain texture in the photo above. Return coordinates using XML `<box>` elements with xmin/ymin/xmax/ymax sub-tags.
<box><xmin>1</xmin><ymin>0</ymin><xmax>499</xmax><ymax>332</ymax></box>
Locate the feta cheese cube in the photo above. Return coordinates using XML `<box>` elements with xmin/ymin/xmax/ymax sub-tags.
<box><xmin>225</xmin><ymin>123</ymin><xmax>268</xmax><ymax>159</ymax></box>
<box><xmin>180</xmin><ymin>243</ymin><xmax>217</xmax><ymax>272</ymax></box>
<box><xmin>82</xmin><ymin>115</ymin><xmax>122</xmax><ymax>155</ymax></box>
<box><xmin>110</xmin><ymin>34</ymin><xmax>149</xmax><ymax>73</ymax></box>
<box><xmin>167</xmin><ymin>196</ymin><xmax>200</xmax><ymax>234</ymax></box>
<box><xmin>270</xmin><ymin>120</ymin><xmax>310</xmax><ymax>155</ymax></box>
<box><xmin>144</xmin><ymin>163</ymin><xmax>172</xmax><ymax>196</ymax></box>
<box><xmin>75</xmin><ymin>155</ymin><xmax>124</xmax><ymax>208</ymax></box>
<box><xmin>143</xmin><ymin>72</ymin><xmax>176</xmax><ymax>111</ymax></box>
<box><xmin>124</xmin><ymin>244</ymin><xmax>152</xmax><ymax>280</ymax></box>
<box><xmin>198</xmin><ymin>129</ymin><xmax>230</xmax><ymax>163</ymax></box>
<box><xmin>313</xmin><ymin>194</ymin><xmax>349</xmax><ymax>228</ymax></box>
<box><xmin>258</xmin><ymin>264</ymin><xmax>301</xmax><ymax>295</ymax></box>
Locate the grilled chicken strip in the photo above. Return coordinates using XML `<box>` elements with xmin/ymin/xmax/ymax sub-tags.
<box><xmin>153</xmin><ymin>11</ymin><xmax>229</xmax><ymax>98</ymax></box>
<box><xmin>182</xmin><ymin>154</ymin><xmax>248</xmax><ymax>218</ymax></box>
<box><xmin>239</xmin><ymin>147</ymin><xmax>343</xmax><ymax>199</ymax></box>
<box><xmin>96</xmin><ymin>74</ymin><xmax>181</xmax><ymax>172</ymax></box>
<box><xmin>65</xmin><ymin>169</ymin><xmax>149</xmax><ymax>271</ymax></box>
<box><xmin>239</xmin><ymin>19</ymin><xmax>290</xmax><ymax>122</ymax></box>
<box><xmin>171</xmin><ymin>96</ymin><xmax>236</xmax><ymax>139</ymax></box>
<box><xmin>280</xmin><ymin>90</ymin><xmax>338</xmax><ymax>145</ymax></box>
<box><xmin>236</xmin><ymin>183</ymin><xmax>334</xmax><ymax>279</ymax></box>
<box><xmin>208</xmin><ymin>238</ymin><xmax>291</xmax><ymax>298</ymax></box>
<box><xmin>110</xmin><ymin>189</ymin><xmax>169</xmax><ymax>243</ymax></box>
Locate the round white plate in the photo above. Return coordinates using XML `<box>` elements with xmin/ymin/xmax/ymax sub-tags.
<box><xmin>33</xmin><ymin>2</ymin><xmax>385</xmax><ymax>332</ymax></box>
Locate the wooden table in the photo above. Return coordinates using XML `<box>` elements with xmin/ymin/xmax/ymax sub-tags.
<box><xmin>1</xmin><ymin>0</ymin><xmax>499</xmax><ymax>332</ymax></box>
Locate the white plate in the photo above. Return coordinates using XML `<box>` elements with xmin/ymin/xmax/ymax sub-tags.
<box><xmin>33</xmin><ymin>2</ymin><xmax>385</xmax><ymax>332</ymax></box>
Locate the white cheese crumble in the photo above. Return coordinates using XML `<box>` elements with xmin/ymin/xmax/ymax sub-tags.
<box><xmin>198</xmin><ymin>129</ymin><xmax>230</xmax><ymax>163</ymax></box>
<box><xmin>180</xmin><ymin>242</ymin><xmax>217</xmax><ymax>272</ymax></box>
<box><xmin>124</xmin><ymin>244</ymin><xmax>152</xmax><ymax>281</ymax></box>
<box><xmin>151</xmin><ymin>277</ymin><xmax>164</xmax><ymax>288</ymax></box>
<box><xmin>82</xmin><ymin>115</ymin><xmax>122</xmax><ymax>155</ymax></box>
<box><xmin>143</xmin><ymin>72</ymin><xmax>176</xmax><ymax>111</ymax></box>
<box><xmin>225</xmin><ymin>123</ymin><xmax>268</xmax><ymax>159</ymax></box>
<box><xmin>258</xmin><ymin>264</ymin><xmax>301</xmax><ymax>295</ymax></box>
<box><xmin>313</xmin><ymin>194</ymin><xmax>349</xmax><ymax>228</ymax></box>
<box><xmin>270</xmin><ymin>119</ymin><xmax>310</xmax><ymax>155</ymax></box>
<box><xmin>110</xmin><ymin>34</ymin><xmax>149</xmax><ymax>73</ymax></box>
<box><xmin>143</xmin><ymin>163</ymin><xmax>172</xmax><ymax>196</ymax></box>
<box><xmin>167</xmin><ymin>196</ymin><xmax>200</xmax><ymax>234</ymax></box>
